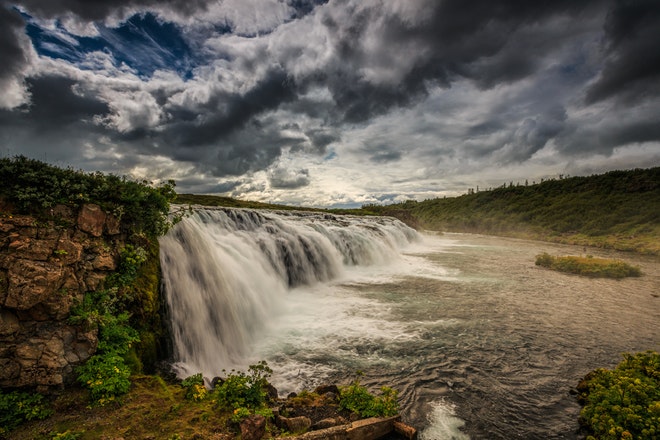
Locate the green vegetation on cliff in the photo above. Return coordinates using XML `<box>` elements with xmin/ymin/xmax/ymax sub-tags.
<box><xmin>0</xmin><ymin>155</ymin><xmax>177</xmax><ymax>237</ymax></box>
<box><xmin>359</xmin><ymin>167</ymin><xmax>660</xmax><ymax>254</ymax></box>
<box><xmin>0</xmin><ymin>157</ymin><xmax>178</xmax><ymax>408</ymax></box>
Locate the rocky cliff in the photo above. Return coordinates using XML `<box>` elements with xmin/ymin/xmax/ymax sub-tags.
<box><xmin>0</xmin><ymin>202</ymin><xmax>126</xmax><ymax>392</ymax></box>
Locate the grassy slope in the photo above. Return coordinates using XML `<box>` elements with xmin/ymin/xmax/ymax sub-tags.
<box><xmin>361</xmin><ymin>168</ymin><xmax>660</xmax><ymax>255</ymax></box>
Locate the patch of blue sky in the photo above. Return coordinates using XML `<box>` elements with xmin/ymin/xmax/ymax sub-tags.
<box><xmin>323</xmin><ymin>150</ymin><xmax>337</xmax><ymax>161</ymax></box>
<box><xmin>24</xmin><ymin>11</ymin><xmax>200</xmax><ymax>79</ymax></box>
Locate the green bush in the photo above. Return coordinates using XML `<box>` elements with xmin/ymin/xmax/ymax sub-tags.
<box><xmin>339</xmin><ymin>375</ymin><xmax>399</xmax><ymax>418</ymax></box>
<box><xmin>577</xmin><ymin>351</ymin><xmax>660</xmax><ymax>440</ymax></box>
<box><xmin>71</xmin><ymin>288</ymin><xmax>139</xmax><ymax>405</ymax></box>
<box><xmin>181</xmin><ymin>373</ymin><xmax>208</xmax><ymax>402</ymax></box>
<box><xmin>0</xmin><ymin>155</ymin><xmax>179</xmax><ymax>238</ymax></box>
<box><xmin>76</xmin><ymin>354</ymin><xmax>132</xmax><ymax>406</ymax></box>
<box><xmin>0</xmin><ymin>389</ymin><xmax>53</xmax><ymax>434</ymax></box>
<box><xmin>213</xmin><ymin>361</ymin><xmax>273</xmax><ymax>422</ymax></box>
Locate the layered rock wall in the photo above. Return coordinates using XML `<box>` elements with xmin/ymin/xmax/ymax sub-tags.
<box><xmin>0</xmin><ymin>203</ymin><xmax>125</xmax><ymax>392</ymax></box>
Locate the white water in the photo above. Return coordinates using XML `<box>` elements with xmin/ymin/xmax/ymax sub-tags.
<box><xmin>159</xmin><ymin>207</ymin><xmax>418</xmax><ymax>378</ymax></box>
<box><xmin>160</xmin><ymin>208</ymin><xmax>660</xmax><ymax>439</ymax></box>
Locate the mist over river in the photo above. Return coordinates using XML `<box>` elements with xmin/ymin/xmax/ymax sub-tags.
<box><xmin>160</xmin><ymin>208</ymin><xmax>660</xmax><ymax>439</ymax></box>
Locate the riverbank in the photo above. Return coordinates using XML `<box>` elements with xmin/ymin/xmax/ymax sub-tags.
<box><xmin>5</xmin><ymin>375</ymin><xmax>415</xmax><ymax>440</ymax></box>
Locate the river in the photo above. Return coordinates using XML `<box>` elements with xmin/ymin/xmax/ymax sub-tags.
<box><xmin>160</xmin><ymin>209</ymin><xmax>659</xmax><ymax>439</ymax></box>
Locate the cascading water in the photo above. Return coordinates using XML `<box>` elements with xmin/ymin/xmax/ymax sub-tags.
<box><xmin>159</xmin><ymin>209</ymin><xmax>660</xmax><ymax>438</ymax></box>
<box><xmin>159</xmin><ymin>207</ymin><xmax>418</xmax><ymax>378</ymax></box>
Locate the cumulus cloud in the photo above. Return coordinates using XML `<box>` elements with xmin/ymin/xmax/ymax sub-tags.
<box><xmin>0</xmin><ymin>0</ymin><xmax>659</xmax><ymax>206</ymax></box>
<box><xmin>268</xmin><ymin>165</ymin><xmax>310</xmax><ymax>189</ymax></box>
<box><xmin>0</xmin><ymin>5</ymin><xmax>34</xmax><ymax>108</ymax></box>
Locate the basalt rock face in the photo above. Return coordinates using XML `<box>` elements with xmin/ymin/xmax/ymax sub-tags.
<box><xmin>0</xmin><ymin>203</ymin><xmax>125</xmax><ymax>392</ymax></box>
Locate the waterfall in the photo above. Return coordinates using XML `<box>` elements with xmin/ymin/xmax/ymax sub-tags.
<box><xmin>159</xmin><ymin>207</ymin><xmax>418</xmax><ymax>378</ymax></box>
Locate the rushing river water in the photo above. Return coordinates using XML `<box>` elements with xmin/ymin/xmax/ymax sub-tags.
<box><xmin>160</xmin><ymin>209</ymin><xmax>660</xmax><ymax>439</ymax></box>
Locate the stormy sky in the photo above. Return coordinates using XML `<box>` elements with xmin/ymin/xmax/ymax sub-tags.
<box><xmin>0</xmin><ymin>0</ymin><xmax>659</xmax><ymax>207</ymax></box>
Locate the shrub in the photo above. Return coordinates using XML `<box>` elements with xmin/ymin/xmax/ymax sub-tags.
<box><xmin>0</xmin><ymin>389</ymin><xmax>53</xmax><ymax>434</ymax></box>
<box><xmin>339</xmin><ymin>374</ymin><xmax>399</xmax><ymax>418</ymax></box>
<box><xmin>213</xmin><ymin>361</ymin><xmax>274</xmax><ymax>423</ymax></box>
<box><xmin>577</xmin><ymin>351</ymin><xmax>660</xmax><ymax>440</ymax></box>
<box><xmin>0</xmin><ymin>155</ymin><xmax>179</xmax><ymax>238</ymax></box>
<box><xmin>181</xmin><ymin>373</ymin><xmax>208</xmax><ymax>402</ymax></box>
<box><xmin>76</xmin><ymin>354</ymin><xmax>133</xmax><ymax>406</ymax></box>
<box><xmin>72</xmin><ymin>290</ymin><xmax>139</xmax><ymax>406</ymax></box>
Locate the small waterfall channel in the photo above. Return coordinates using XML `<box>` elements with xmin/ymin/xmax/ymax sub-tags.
<box><xmin>159</xmin><ymin>207</ymin><xmax>418</xmax><ymax>379</ymax></box>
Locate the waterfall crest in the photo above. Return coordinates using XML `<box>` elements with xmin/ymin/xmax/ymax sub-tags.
<box><xmin>159</xmin><ymin>207</ymin><xmax>418</xmax><ymax>378</ymax></box>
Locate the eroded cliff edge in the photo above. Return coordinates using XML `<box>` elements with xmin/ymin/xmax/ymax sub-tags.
<box><xmin>0</xmin><ymin>202</ymin><xmax>130</xmax><ymax>391</ymax></box>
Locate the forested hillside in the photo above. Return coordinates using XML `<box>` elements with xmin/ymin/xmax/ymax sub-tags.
<box><xmin>360</xmin><ymin>168</ymin><xmax>660</xmax><ymax>254</ymax></box>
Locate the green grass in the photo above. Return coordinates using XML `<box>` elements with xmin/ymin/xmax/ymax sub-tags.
<box><xmin>535</xmin><ymin>253</ymin><xmax>642</xmax><ymax>278</ymax></box>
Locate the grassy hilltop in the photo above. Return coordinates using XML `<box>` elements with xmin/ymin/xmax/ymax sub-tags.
<box><xmin>357</xmin><ymin>168</ymin><xmax>660</xmax><ymax>255</ymax></box>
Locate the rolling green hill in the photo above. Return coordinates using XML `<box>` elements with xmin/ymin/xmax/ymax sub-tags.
<box><xmin>360</xmin><ymin>168</ymin><xmax>660</xmax><ymax>255</ymax></box>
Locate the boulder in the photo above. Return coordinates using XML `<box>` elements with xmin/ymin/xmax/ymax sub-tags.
<box><xmin>279</xmin><ymin>416</ymin><xmax>312</xmax><ymax>434</ymax></box>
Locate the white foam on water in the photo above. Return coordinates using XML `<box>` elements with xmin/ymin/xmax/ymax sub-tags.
<box><xmin>420</xmin><ymin>400</ymin><xmax>470</xmax><ymax>440</ymax></box>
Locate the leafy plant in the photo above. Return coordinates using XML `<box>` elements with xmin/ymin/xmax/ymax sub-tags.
<box><xmin>181</xmin><ymin>373</ymin><xmax>208</xmax><ymax>402</ymax></box>
<box><xmin>577</xmin><ymin>351</ymin><xmax>660</xmax><ymax>440</ymax></box>
<box><xmin>339</xmin><ymin>373</ymin><xmax>399</xmax><ymax>418</ymax></box>
<box><xmin>213</xmin><ymin>361</ymin><xmax>274</xmax><ymax>423</ymax></box>
<box><xmin>76</xmin><ymin>354</ymin><xmax>133</xmax><ymax>406</ymax></box>
<box><xmin>0</xmin><ymin>389</ymin><xmax>53</xmax><ymax>434</ymax></box>
<box><xmin>72</xmin><ymin>286</ymin><xmax>139</xmax><ymax>405</ymax></box>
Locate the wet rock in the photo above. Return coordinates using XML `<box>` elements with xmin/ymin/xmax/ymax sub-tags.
<box><xmin>314</xmin><ymin>384</ymin><xmax>340</xmax><ymax>396</ymax></box>
<box><xmin>0</xmin><ymin>309</ymin><xmax>19</xmax><ymax>335</ymax></box>
<box><xmin>265</xmin><ymin>382</ymin><xmax>279</xmax><ymax>401</ymax></box>
<box><xmin>105</xmin><ymin>213</ymin><xmax>121</xmax><ymax>235</ymax></box>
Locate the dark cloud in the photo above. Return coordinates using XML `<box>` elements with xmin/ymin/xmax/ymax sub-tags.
<box><xmin>303</xmin><ymin>0</ymin><xmax>605</xmax><ymax>124</ymax></box>
<box><xmin>559</xmin><ymin>110</ymin><xmax>660</xmax><ymax>155</ymax></box>
<box><xmin>0</xmin><ymin>75</ymin><xmax>109</xmax><ymax>132</ymax></box>
<box><xmin>0</xmin><ymin>5</ymin><xmax>25</xmax><ymax>83</ymax></box>
<box><xmin>166</xmin><ymin>68</ymin><xmax>297</xmax><ymax>148</ymax></box>
<box><xmin>0</xmin><ymin>75</ymin><xmax>113</xmax><ymax>166</ymax></box>
<box><xmin>287</xmin><ymin>0</ymin><xmax>329</xmax><ymax>20</ymax></box>
<box><xmin>585</xmin><ymin>0</ymin><xmax>660</xmax><ymax>104</ymax></box>
<box><xmin>364</xmin><ymin>145</ymin><xmax>401</xmax><ymax>164</ymax></box>
<box><xmin>0</xmin><ymin>0</ymin><xmax>658</xmax><ymax>203</ymax></box>
<box><xmin>175</xmin><ymin>177</ymin><xmax>242</xmax><ymax>195</ymax></box>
